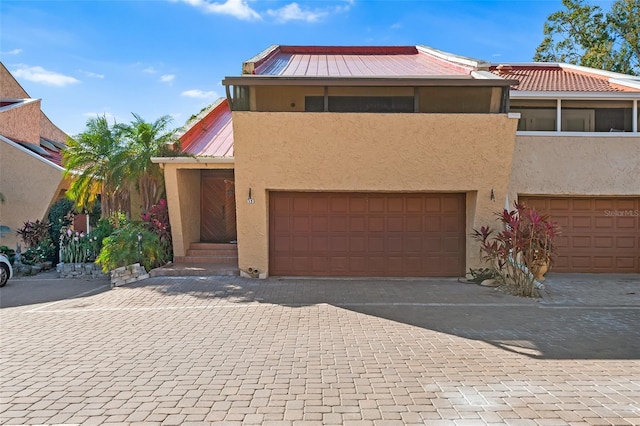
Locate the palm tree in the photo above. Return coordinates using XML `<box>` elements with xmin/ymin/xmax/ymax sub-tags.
<box><xmin>116</xmin><ymin>114</ymin><xmax>179</xmax><ymax>212</ymax></box>
<box><xmin>63</xmin><ymin>115</ymin><xmax>130</xmax><ymax>218</ymax></box>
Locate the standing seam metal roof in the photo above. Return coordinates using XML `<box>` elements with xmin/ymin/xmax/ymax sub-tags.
<box><xmin>179</xmin><ymin>99</ymin><xmax>234</xmax><ymax>158</ymax></box>
<box><xmin>252</xmin><ymin>46</ymin><xmax>475</xmax><ymax>77</ymax></box>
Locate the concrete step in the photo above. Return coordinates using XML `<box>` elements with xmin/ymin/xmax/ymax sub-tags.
<box><xmin>190</xmin><ymin>242</ymin><xmax>238</xmax><ymax>250</ymax></box>
<box><xmin>175</xmin><ymin>255</ymin><xmax>238</xmax><ymax>264</ymax></box>
<box><xmin>186</xmin><ymin>249</ymin><xmax>239</xmax><ymax>257</ymax></box>
<box><xmin>150</xmin><ymin>263</ymin><xmax>239</xmax><ymax>277</ymax></box>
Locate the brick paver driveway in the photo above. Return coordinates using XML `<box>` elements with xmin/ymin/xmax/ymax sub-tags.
<box><xmin>1</xmin><ymin>274</ymin><xmax>639</xmax><ymax>425</ymax></box>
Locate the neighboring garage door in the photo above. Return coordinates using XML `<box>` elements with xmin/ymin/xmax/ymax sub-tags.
<box><xmin>520</xmin><ymin>197</ymin><xmax>640</xmax><ymax>273</ymax></box>
<box><xmin>269</xmin><ymin>192</ymin><xmax>465</xmax><ymax>277</ymax></box>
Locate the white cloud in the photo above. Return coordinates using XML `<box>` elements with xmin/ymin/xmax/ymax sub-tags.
<box><xmin>160</xmin><ymin>74</ymin><xmax>175</xmax><ymax>83</ymax></box>
<box><xmin>390</xmin><ymin>22</ymin><xmax>402</xmax><ymax>30</ymax></box>
<box><xmin>79</xmin><ymin>70</ymin><xmax>105</xmax><ymax>79</ymax></box>
<box><xmin>267</xmin><ymin>3</ymin><xmax>327</xmax><ymax>23</ymax></box>
<box><xmin>181</xmin><ymin>89</ymin><xmax>217</xmax><ymax>99</ymax></box>
<box><xmin>12</xmin><ymin>65</ymin><xmax>79</xmax><ymax>87</ymax></box>
<box><xmin>1</xmin><ymin>49</ymin><xmax>22</xmax><ymax>55</ymax></box>
<box><xmin>176</xmin><ymin>0</ymin><xmax>261</xmax><ymax>21</ymax></box>
<box><xmin>143</xmin><ymin>66</ymin><xmax>158</xmax><ymax>74</ymax></box>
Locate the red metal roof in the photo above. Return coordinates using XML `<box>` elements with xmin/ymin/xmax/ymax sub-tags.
<box><xmin>180</xmin><ymin>99</ymin><xmax>234</xmax><ymax>157</ymax></box>
<box><xmin>253</xmin><ymin>45</ymin><xmax>474</xmax><ymax>77</ymax></box>
<box><xmin>491</xmin><ymin>65</ymin><xmax>640</xmax><ymax>92</ymax></box>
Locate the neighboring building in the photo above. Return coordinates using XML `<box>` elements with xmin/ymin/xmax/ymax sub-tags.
<box><xmin>494</xmin><ymin>63</ymin><xmax>640</xmax><ymax>273</ymax></box>
<box><xmin>156</xmin><ymin>45</ymin><xmax>640</xmax><ymax>277</ymax></box>
<box><xmin>0</xmin><ymin>62</ymin><xmax>71</xmax><ymax>249</ymax></box>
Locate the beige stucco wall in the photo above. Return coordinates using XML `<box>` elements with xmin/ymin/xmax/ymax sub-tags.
<box><xmin>233</xmin><ymin>112</ymin><xmax>519</xmax><ymax>277</ymax></box>
<box><xmin>0</xmin><ymin>63</ymin><xmax>29</xmax><ymax>99</ymax></box>
<box><xmin>511</xmin><ymin>135</ymin><xmax>640</xmax><ymax>197</ymax></box>
<box><xmin>0</xmin><ymin>101</ymin><xmax>42</xmax><ymax>144</ymax></box>
<box><xmin>163</xmin><ymin>162</ymin><xmax>234</xmax><ymax>257</ymax></box>
<box><xmin>40</xmin><ymin>112</ymin><xmax>69</xmax><ymax>143</ymax></box>
<box><xmin>0</xmin><ymin>142</ymin><xmax>66</xmax><ymax>249</ymax></box>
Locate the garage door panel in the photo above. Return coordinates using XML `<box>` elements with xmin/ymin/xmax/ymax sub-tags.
<box><xmin>368</xmin><ymin>236</ymin><xmax>384</xmax><ymax>252</ymax></box>
<box><xmin>520</xmin><ymin>196</ymin><xmax>639</xmax><ymax>273</ymax></box>
<box><xmin>616</xmin><ymin>237</ymin><xmax>635</xmax><ymax>248</ymax></box>
<box><xmin>617</xmin><ymin>217</ymin><xmax>637</xmax><ymax>228</ymax></box>
<box><xmin>572</xmin><ymin>199</ymin><xmax>592</xmax><ymax>210</ymax></box>
<box><xmin>331</xmin><ymin>198</ymin><xmax>348</xmax><ymax>212</ymax></box>
<box><xmin>443</xmin><ymin>196</ymin><xmax>462</xmax><ymax>212</ymax></box>
<box><xmin>311</xmin><ymin>197</ymin><xmax>329</xmax><ymax>212</ymax></box>
<box><xmin>311</xmin><ymin>217</ymin><xmax>328</xmax><ymax>232</ymax></box>
<box><xmin>310</xmin><ymin>236</ymin><xmax>328</xmax><ymax>252</ymax></box>
<box><xmin>593</xmin><ymin>236</ymin><xmax>613</xmax><ymax>249</ymax></box>
<box><xmin>349</xmin><ymin>198</ymin><xmax>366</xmax><ymax>212</ymax></box>
<box><xmin>572</xmin><ymin>216</ymin><xmax>593</xmax><ymax>228</ymax></box>
<box><xmin>406</xmin><ymin>197</ymin><xmax>423</xmax><ymax>212</ymax></box>
<box><xmin>442</xmin><ymin>216</ymin><xmax>462</xmax><ymax>232</ymax></box>
<box><xmin>293</xmin><ymin>217</ymin><xmax>309</xmax><ymax>232</ymax></box>
<box><xmin>349</xmin><ymin>216</ymin><xmax>366</xmax><ymax>232</ymax></box>
<box><xmin>368</xmin><ymin>197</ymin><xmax>385</xmax><ymax>212</ymax></box>
<box><xmin>406</xmin><ymin>217</ymin><xmax>423</xmax><ymax>232</ymax></box>
<box><xmin>349</xmin><ymin>236</ymin><xmax>366</xmax><ymax>252</ymax></box>
<box><xmin>292</xmin><ymin>236</ymin><xmax>309</xmax><ymax>252</ymax></box>
<box><xmin>388</xmin><ymin>197</ymin><xmax>404</xmax><ymax>212</ymax></box>
<box><xmin>425</xmin><ymin>217</ymin><xmax>442</xmax><ymax>232</ymax></box>
<box><xmin>270</xmin><ymin>192</ymin><xmax>465</xmax><ymax>276</ymax></box>
<box><xmin>329</xmin><ymin>236</ymin><xmax>348</xmax><ymax>252</ymax></box>
<box><xmin>330</xmin><ymin>217</ymin><xmax>348</xmax><ymax>232</ymax></box>
<box><xmin>273</xmin><ymin>216</ymin><xmax>290</xmax><ymax>232</ymax></box>
<box><xmin>388</xmin><ymin>237</ymin><xmax>403</xmax><ymax>252</ymax></box>
<box><xmin>368</xmin><ymin>217</ymin><xmax>385</xmax><ymax>232</ymax></box>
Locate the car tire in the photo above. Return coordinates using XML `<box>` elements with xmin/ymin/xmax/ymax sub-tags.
<box><xmin>0</xmin><ymin>264</ymin><xmax>8</xmax><ymax>287</ymax></box>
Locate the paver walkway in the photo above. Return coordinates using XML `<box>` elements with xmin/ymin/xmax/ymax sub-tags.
<box><xmin>1</xmin><ymin>274</ymin><xmax>639</xmax><ymax>425</ymax></box>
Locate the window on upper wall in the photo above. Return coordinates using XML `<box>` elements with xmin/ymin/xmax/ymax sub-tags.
<box><xmin>511</xmin><ymin>108</ymin><xmax>557</xmax><ymax>131</ymax></box>
<box><xmin>305</xmin><ymin>96</ymin><xmax>414</xmax><ymax>113</ymax></box>
<box><xmin>512</xmin><ymin>99</ymin><xmax>635</xmax><ymax>132</ymax></box>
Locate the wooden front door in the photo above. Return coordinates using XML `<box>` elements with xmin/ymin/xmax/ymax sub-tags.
<box><xmin>201</xmin><ymin>170</ymin><xmax>237</xmax><ymax>243</ymax></box>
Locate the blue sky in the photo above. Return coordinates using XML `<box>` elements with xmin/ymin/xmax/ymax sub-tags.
<box><xmin>2</xmin><ymin>0</ymin><xmax>570</xmax><ymax>136</ymax></box>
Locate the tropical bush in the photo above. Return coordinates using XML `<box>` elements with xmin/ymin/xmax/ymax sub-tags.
<box><xmin>472</xmin><ymin>202</ymin><xmax>560</xmax><ymax>297</ymax></box>
<box><xmin>17</xmin><ymin>220</ymin><xmax>51</xmax><ymax>248</ymax></box>
<box><xmin>96</xmin><ymin>222</ymin><xmax>168</xmax><ymax>273</ymax></box>
<box><xmin>141</xmin><ymin>198</ymin><xmax>172</xmax><ymax>261</ymax></box>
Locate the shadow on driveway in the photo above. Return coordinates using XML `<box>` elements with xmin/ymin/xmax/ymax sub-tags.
<box><xmin>124</xmin><ymin>274</ymin><xmax>640</xmax><ymax>361</ymax></box>
<box><xmin>0</xmin><ymin>270</ymin><xmax>110</xmax><ymax>309</ymax></box>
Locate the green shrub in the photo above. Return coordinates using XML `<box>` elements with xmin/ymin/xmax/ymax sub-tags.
<box><xmin>0</xmin><ymin>245</ymin><xmax>16</xmax><ymax>264</ymax></box>
<box><xmin>23</xmin><ymin>237</ymin><xmax>56</xmax><ymax>265</ymax></box>
<box><xmin>96</xmin><ymin>222</ymin><xmax>167</xmax><ymax>273</ymax></box>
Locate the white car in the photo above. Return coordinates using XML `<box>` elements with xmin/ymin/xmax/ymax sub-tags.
<box><xmin>0</xmin><ymin>253</ymin><xmax>13</xmax><ymax>287</ymax></box>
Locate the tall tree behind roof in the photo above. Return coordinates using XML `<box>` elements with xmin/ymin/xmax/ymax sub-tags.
<box><xmin>534</xmin><ymin>0</ymin><xmax>639</xmax><ymax>75</ymax></box>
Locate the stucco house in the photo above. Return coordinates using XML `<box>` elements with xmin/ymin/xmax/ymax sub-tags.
<box><xmin>0</xmin><ymin>62</ymin><xmax>71</xmax><ymax>249</ymax></box>
<box><xmin>155</xmin><ymin>45</ymin><xmax>640</xmax><ymax>277</ymax></box>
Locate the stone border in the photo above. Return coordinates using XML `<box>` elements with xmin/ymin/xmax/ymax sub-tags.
<box><xmin>110</xmin><ymin>263</ymin><xmax>149</xmax><ymax>287</ymax></box>
<box><xmin>56</xmin><ymin>262</ymin><xmax>106</xmax><ymax>279</ymax></box>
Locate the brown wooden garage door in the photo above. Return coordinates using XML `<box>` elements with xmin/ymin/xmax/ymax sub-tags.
<box><xmin>520</xmin><ymin>197</ymin><xmax>640</xmax><ymax>273</ymax></box>
<box><xmin>269</xmin><ymin>192</ymin><xmax>465</xmax><ymax>277</ymax></box>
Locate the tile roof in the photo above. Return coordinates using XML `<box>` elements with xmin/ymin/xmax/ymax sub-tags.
<box><xmin>180</xmin><ymin>99</ymin><xmax>234</xmax><ymax>158</ymax></box>
<box><xmin>252</xmin><ymin>46</ymin><xmax>475</xmax><ymax>77</ymax></box>
<box><xmin>491</xmin><ymin>64</ymin><xmax>640</xmax><ymax>92</ymax></box>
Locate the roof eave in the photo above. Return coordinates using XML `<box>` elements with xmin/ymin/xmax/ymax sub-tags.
<box><xmin>511</xmin><ymin>90</ymin><xmax>640</xmax><ymax>99</ymax></box>
<box><xmin>151</xmin><ymin>156</ymin><xmax>235</xmax><ymax>164</ymax></box>
<box><xmin>222</xmin><ymin>76</ymin><xmax>518</xmax><ymax>87</ymax></box>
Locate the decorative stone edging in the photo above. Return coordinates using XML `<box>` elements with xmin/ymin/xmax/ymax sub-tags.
<box><xmin>57</xmin><ymin>262</ymin><xmax>107</xmax><ymax>279</ymax></box>
<box><xmin>110</xmin><ymin>263</ymin><xmax>149</xmax><ymax>288</ymax></box>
